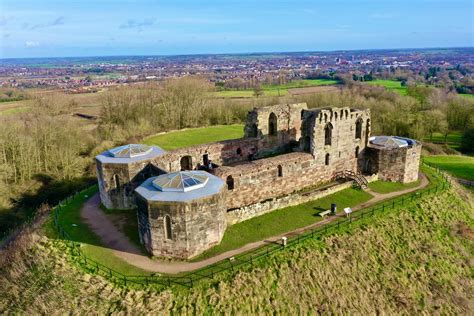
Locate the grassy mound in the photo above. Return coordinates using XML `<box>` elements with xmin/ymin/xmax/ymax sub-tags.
<box><xmin>143</xmin><ymin>124</ymin><xmax>244</xmax><ymax>150</ymax></box>
<box><xmin>1</xmin><ymin>182</ymin><xmax>472</xmax><ymax>313</ymax></box>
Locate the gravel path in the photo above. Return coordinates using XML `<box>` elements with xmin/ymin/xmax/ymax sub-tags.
<box><xmin>80</xmin><ymin>173</ymin><xmax>428</xmax><ymax>274</ymax></box>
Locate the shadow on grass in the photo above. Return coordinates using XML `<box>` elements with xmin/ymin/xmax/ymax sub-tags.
<box><xmin>1</xmin><ymin>174</ymin><xmax>96</xmax><ymax>237</ymax></box>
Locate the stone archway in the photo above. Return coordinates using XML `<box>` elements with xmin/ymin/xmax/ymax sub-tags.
<box><xmin>180</xmin><ymin>156</ymin><xmax>193</xmax><ymax>171</ymax></box>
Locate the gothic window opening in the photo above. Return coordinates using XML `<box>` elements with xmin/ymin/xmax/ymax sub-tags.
<box><xmin>324</xmin><ymin>123</ymin><xmax>333</xmax><ymax>146</ymax></box>
<box><xmin>269</xmin><ymin>112</ymin><xmax>277</xmax><ymax>136</ymax></box>
<box><xmin>325</xmin><ymin>153</ymin><xmax>330</xmax><ymax>166</ymax></box>
<box><xmin>355</xmin><ymin>118</ymin><xmax>363</xmax><ymax>139</ymax></box>
<box><xmin>277</xmin><ymin>165</ymin><xmax>283</xmax><ymax>177</ymax></box>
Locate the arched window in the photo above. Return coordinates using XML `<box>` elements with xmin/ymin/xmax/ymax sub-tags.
<box><xmin>355</xmin><ymin>146</ymin><xmax>360</xmax><ymax>158</ymax></box>
<box><xmin>269</xmin><ymin>112</ymin><xmax>277</xmax><ymax>136</ymax></box>
<box><xmin>365</xmin><ymin>119</ymin><xmax>371</xmax><ymax>145</ymax></box>
<box><xmin>164</xmin><ymin>215</ymin><xmax>172</xmax><ymax>240</ymax></box>
<box><xmin>325</xmin><ymin>153</ymin><xmax>330</xmax><ymax>166</ymax></box>
<box><xmin>324</xmin><ymin>123</ymin><xmax>333</xmax><ymax>146</ymax></box>
<box><xmin>334</xmin><ymin>112</ymin><xmax>338</xmax><ymax>120</ymax></box>
<box><xmin>355</xmin><ymin>118</ymin><xmax>363</xmax><ymax>139</ymax></box>
<box><xmin>226</xmin><ymin>175</ymin><xmax>234</xmax><ymax>190</ymax></box>
<box><xmin>277</xmin><ymin>165</ymin><xmax>283</xmax><ymax>177</ymax></box>
<box><xmin>113</xmin><ymin>174</ymin><xmax>120</xmax><ymax>190</ymax></box>
<box><xmin>180</xmin><ymin>155</ymin><xmax>192</xmax><ymax>170</ymax></box>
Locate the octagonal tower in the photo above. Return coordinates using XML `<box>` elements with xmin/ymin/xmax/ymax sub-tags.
<box><xmin>135</xmin><ymin>171</ymin><xmax>227</xmax><ymax>259</ymax></box>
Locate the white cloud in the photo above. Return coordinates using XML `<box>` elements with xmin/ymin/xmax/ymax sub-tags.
<box><xmin>24</xmin><ymin>41</ymin><xmax>40</xmax><ymax>48</ymax></box>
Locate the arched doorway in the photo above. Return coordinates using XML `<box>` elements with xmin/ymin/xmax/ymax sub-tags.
<box><xmin>180</xmin><ymin>156</ymin><xmax>192</xmax><ymax>171</ymax></box>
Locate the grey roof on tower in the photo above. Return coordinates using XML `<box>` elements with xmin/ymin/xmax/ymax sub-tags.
<box><xmin>135</xmin><ymin>170</ymin><xmax>225</xmax><ymax>202</ymax></box>
<box><xmin>369</xmin><ymin>136</ymin><xmax>418</xmax><ymax>148</ymax></box>
<box><xmin>96</xmin><ymin>144</ymin><xmax>166</xmax><ymax>164</ymax></box>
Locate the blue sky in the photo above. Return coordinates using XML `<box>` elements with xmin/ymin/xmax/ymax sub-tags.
<box><xmin>1</xmin><ymin>0</ymin><xmax>473</xmax><ymax>58</ymax></box>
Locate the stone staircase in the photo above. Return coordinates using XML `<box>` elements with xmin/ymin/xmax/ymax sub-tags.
<box><xmin>332</xmin><ymin>170</ymin><xmax>369</xmax><ymax>189</ymax></box>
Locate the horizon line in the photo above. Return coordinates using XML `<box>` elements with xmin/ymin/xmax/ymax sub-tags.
<box><xmin>1</xmin><ymin>46</ymin><xmax>473</xmax><ymax>62</ymax></box>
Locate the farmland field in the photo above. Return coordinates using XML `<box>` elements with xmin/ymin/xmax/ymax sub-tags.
<box><xmin>143</xmin><ymin>124</ymin><xmax>245</xmax><ymax>150</ymax></box>
<box><xmin>366</xmin><ymin>79</ymin><xmax>408</xmax><ymax>95</ymax></box>
<box><xmin>423</xmin><ymin>155</ymin><xmax>474</xmax><ymax>181</ymax></box>
<box><xmin>211</xmin><ymin>79</ymin><xmax>339</xmax><ymax>98</ymax></box>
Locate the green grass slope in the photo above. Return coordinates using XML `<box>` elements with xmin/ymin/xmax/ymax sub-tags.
<box><xmin>1</xmin><ymin>185</ymin><xmax>472</xmax><ymax>314</ymax></box>
<box><xmin>424</xmin><ymin>155</ymin><xmax>474</xmax><ymax>181</ymax></box>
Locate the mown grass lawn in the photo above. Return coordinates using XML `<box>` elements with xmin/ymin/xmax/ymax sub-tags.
<box><xmin>423</xmin><ymin>155</ymin><xmax>474</xmax><ymax>181</ymax></box>
<box><xmin>143</xmin><ymin>124</ymin><xmax>244</xmax><ymax>150</ymax></box>
<box><xmin>368</xmin><ymin>179</ymin><xmax>421</xmax><ymax>194</ymax></box>
<box><xmin>192</xmin><ymin>187</ymin><xmax>373</xmax><ymax>260</ymax></box>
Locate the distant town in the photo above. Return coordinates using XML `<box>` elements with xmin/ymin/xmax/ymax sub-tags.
<box><xmin>1</xmin><ymin>47</ymin><xmax>473</xmax><ymax>94</ymax></box>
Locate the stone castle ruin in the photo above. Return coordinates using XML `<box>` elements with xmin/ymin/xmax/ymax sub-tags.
<box><xmin>95</xmin><ymin>103</ymin><xmax>421</xmax><ymax>259</ymax></box>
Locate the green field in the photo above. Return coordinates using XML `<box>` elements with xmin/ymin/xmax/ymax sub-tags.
<box><xmin>423</xmin><ymin>155</ymin><xmax>474</xmax><ymax>181</ymax></box>
<box><xmin>423</xmin><ymin>131</ymin><xmax>462</xmax><ymax>150</ymax></box>
<box><xmin>211</xmin><ymin>79</ymin><xmax>338</xmax><ymax>98</ymax></box>
<box><xmin>368</xmin><ymin>179</ymin><xmax>421</xmax><ymax>194</ymax></box>
<box><xmin>193</xmin><ymin>188</ymin><xmax>373</xmax><ymax>260</ymax></box>
<box><xmin>143</xmin><ymin>124</ymin><xmax>244</xmax><ymax>150</ymax></box>
<box><xmin>366</xmin><ymin>79</ymin><xmax>408</xmax><ymax>95</ymax></box>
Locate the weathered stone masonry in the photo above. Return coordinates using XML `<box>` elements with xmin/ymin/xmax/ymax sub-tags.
<box><xmin>95</xmin><ymin>103</ymin><xmax>421</xmax><ymax>259</ymax></box>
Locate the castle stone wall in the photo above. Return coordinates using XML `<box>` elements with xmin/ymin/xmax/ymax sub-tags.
<box><xmin>137</xmin><ymin>189</ymin><xmax>227</xmax><ymax>259</ymax></box>
<box><xmin>226</xmin><ymin>173</ymin><xmax>379</xmax><ymax>225</ymax></box>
